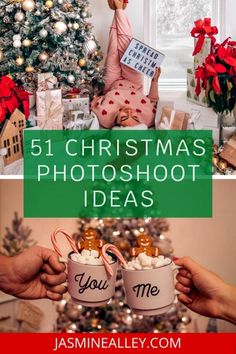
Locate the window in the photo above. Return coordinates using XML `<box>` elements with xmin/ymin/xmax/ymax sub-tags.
<box><xmin>12</xmin><ymin>135</ymin><xmax>20</xmax><ymax>155</ymax></box>
<box><xmin>144</xmin><ymin>0</ymin><xmax>226</xmax><ymax>90</ymax></box>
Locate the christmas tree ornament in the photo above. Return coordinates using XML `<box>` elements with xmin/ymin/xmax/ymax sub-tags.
<box><xmin>39</xmin><ymin>28</ymin><xmax>48</xmax><ymax>38</ymax></box>
<box><xmin>73</xmin><ymin>22</ymin><xmax>79</xmax><ymax>30</ymax></box>
<box><xmin>22</xmin><ymin>38</ymin><xmax>31</xmax><ymax>47</ymax></box>
<box><xmin>218</xmin><ymin>160</ymin><xmax>228</xmax><ymax>171</ymax></box>
<box><xmin>38</xmin><ymin>51</ymin><xmax>49</xmax><ymax>62</ymax></box>
<box><xmin>35</xmin><ymin>10</ymin><xmax>41</xmax><ymax>16</ymax></box>
<box><xmin>14</xmin><ymin>11</ymin><xmax>25</xmax><ymax>22</ymax></box>
<box><xmin>0</xmin><ymin>50</ymin><xmax>3</xmax><ymax>62</ymax></box>
<box><xmin>16</xmin><ymin>56</ymin><xmax>25</xmax><ymax>66</ymax></box>
<box><xmin>45</xmin><ymin>0</ymin><xmax>53</xmax><ymax>9</ymax></box>
<box><xmin>68</xmin><ymin>22</ymin><xmax>72</xmax><ymax>28</ymax></box>
<box><xmin>212</xmin><ymin>155</ymin><xmax>219</xmax><ymax>166</ymax></box>
<box><xmin>58</xmin><ymin>0</ymin><xmax>63</xmax><ymax>3</ymax></box>
<box><xmin>54</xmin><ymin>21</ymin><xmax>67</xmax><ymax>34</ymax></box>
<box><xmin>25</xmin><ymin>65</ymin><xmax>34</xmax><ymax>73</ymax></box>
<box><xmin>81</xmin><ymin>11</ymin><xmax>88</xmax><ymax>18</ymax></box>
<box><xmin>3</xmin><ymin>16</ymin><xmax>11</xmax><ymax>23</ymax></box>
<box><xmin>13</xmin><ymin>39</ymin><xmax>22</xmax><ymax>48</ymax></box>
<box><xmin>22</xmin><ymin>0</ymin><xmax>36</xmax><ymax>12</ymax></box>
<box><xmin>79</xmin><ymin>58</ymin><xmax>86</xmax><ymax>67</ymax></box>
<box><xmin>84</xmin><ymin>38</ymin><xmax>97</xmax><ymax>55</ymax></box>
<box><xmin>67</xmin><ymin>74</ymin><xmax>75</xmax><ymax>84</ymax></box>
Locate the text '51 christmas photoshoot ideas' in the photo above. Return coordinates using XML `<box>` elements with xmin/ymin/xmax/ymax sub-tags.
<box><xmin>24</xmin><ymin>130</ymin><xmax>212</xmax><ymax>218</ymax></box>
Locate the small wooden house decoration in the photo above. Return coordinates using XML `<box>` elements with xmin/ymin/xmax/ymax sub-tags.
<box><xmin>0</xmin><ymin>119</ymin><xmax>23</xmax><ymax>166</ymax></box>
<box><xmin>10</xmin><ymin>108</ymin><xmax>26</xmax><ymax>150</ymax></box>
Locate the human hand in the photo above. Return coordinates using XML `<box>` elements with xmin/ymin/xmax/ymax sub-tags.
<box><xmin>152</xmin><ymin>67</ymin><xmax>161</xmax><ymax>82</ymax></box>
<box><xmin>175</xmin><ymin>257</ymin><xmax>234</xmax><ymax>320</ymax></box>
<box><xmin>0</xmin><ymin>246</ymin><xmax>67</xmax><ymax>301</ymax></box>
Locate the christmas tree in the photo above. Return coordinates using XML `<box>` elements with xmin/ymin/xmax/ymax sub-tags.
<box><xmin>0</xmin><ymin>0</ymin><xmax>104</xmax><ymax>92</ymax></box>
<box><xmin>56</xmin><ymin>218</ymin><xmax>192</xmax><ymax>333</ymax></box>
<box><xmin>0</xmin><ymin>212</ymin><xmax>35</xmax><ymax>256</ymax></box>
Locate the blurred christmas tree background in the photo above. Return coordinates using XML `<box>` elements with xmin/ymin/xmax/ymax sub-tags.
<box><xmin>56</xmin><ymin>218</ymin><xmax>192</xmax><ymax>333</ymax></box>
<box><xmin>0</xmin><ymin>0</ymin><xmax>104</xmax><ymax>92</ymax></box>
<box><xmin>0</xmin><ymin>212</ymin><xmax>35</xmax><ymax>256</ymax></box>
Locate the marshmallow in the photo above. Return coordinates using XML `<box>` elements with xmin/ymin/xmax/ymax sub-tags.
<box><xmin>70</xmin><ymin>251</ymin><xmax>113</xmax><ymax>266</ymax></box>
<box><xmin>126</xmin><ymin>253</ymin><xmax>171</xmax><ymax>271</ymax></box>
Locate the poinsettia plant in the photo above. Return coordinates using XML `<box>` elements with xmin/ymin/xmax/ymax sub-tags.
<box><xmin>195</xmin><ymin>38</ymin><xmax>236</xmax><ymax>114</ymax></box>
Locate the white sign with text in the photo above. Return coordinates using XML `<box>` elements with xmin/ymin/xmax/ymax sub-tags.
<box><xmin>121</xmin><ymin>38</ymin><xmax>165</xmax><ymax>78</ymax></box>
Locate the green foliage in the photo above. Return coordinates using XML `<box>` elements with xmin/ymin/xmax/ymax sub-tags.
<box><xmin>0</xmin><ymin>212</ymin><xmax>36</xmax><ymax>256</ymax></box>
<box><xmin>208</xmin><ymin>75</ymin><xmax>236</xmax><ymax>114</ymax></box>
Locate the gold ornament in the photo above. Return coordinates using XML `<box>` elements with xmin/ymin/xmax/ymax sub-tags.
<box><xmin>218</xmin><ymin>160</ymin><xmax>228</xmax><ymax>171</ymax></box>
<box><xmin>0</xmin><ymin>50</ymin><xmax>3</xmax><ymax>62</ymax></box>
<box><xmin>38</xmin><ymin>51</ymin><xmax>49</xmax><ymax>62</ymax></box>
<box><xmin>45</xmin><ymin>0</ymin><xmax>53</xmax><ymax>9</ymax></box>
<box><xmin>54</xmin><ymin>21</ymin><xmax>67</xmax><ymax>34</ymax></box>
<box><xmin>16</xmin><ymin>57</ymin><xmax>24</xmax><ymax>66</ymax></box>
<box><xmin>212</xmin><ymin>155</ymin><xmax>219</xmax><ymax>166</ymax></box>
<box><xmin>25</xmin><ymin>65</ymin><xmax>34</xmax><ymax>73</ymax></box>
<box><xmin>22</xmin><ymin>38</ymin><xmax>32</xmax><ymax>47</ymax></box>
<box><xmin>22</xmin><ymin>0</ymin><xmax>35</xmax><ymax>11</ymax></box>
<box><xmin>79</xmin><ymin>58</ymin><xmax>86</xmax><ymax>67</ymax></box>
<box><xmin>213</xmin><ymin>144</ymin><xmax>219</xmax><ymax>154</ymax></box>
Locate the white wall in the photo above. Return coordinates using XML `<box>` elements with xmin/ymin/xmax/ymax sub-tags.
<box><xmin>90</xmin><ymin>0</ymin><xmax>144</xmax><ymax>63</ymax></box>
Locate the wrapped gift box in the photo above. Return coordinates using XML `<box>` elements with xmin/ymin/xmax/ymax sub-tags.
<box><xmin>36</xmin><ymin>89</ymin><xmax>63</xmax><ymax>130</ymax></box>
<box><xmin>187</xmin><ymin>68</ymin><xmax>209</xmax><ymax>108</ymax></box>
<box><xmin>37</xmin><ymin>73</ymin><xmax>58</xmax><ymax>92</ymax></box>
<box><xmin>220</xmin><ymin>135</ymin><xmax>236</xmax><ymax>168</ymax></box>
<box><xmin>62</xmin><ymin>97</ymin><xmax>90</xmax><ymax>120</ymax></box>
<box><xmin>193</xmin><ymin>37</ymin><xmax>211</xmax><ymax>70</ymax></box>
<box><xmin>158</xmin><ymin>106</ymin><xmax>189</xmax><ymax>130</ymax></box>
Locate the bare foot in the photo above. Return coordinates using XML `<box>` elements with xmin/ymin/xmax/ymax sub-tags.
<box><xmin>107</xmin><ymin>0</ymin><xmax>115</xmax><ymax>10</ymax></box>
<box><xmin>107</xmin><ymin>0</ymin><xmax>128</xmax><ymax>10</ymax></box>
<box><xmin>114</xmin><ymin>0</ymin><xmax>123</xmax><ymax>10</ymax></box>
<box><xmin>123</xmin><ymin>0</ymin><xmax>128</xmax><ymax>9</ymax></box>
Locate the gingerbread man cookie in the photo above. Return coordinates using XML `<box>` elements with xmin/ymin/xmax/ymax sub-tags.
<box><xmin>131</xmin><ymin>233</ymin><xmax>159</xmax><ymax>257</ymax></box>
<box><xmin>77</xmin><ymin>228</ymin><xmax>105</xmax><ymax>254</ymax></box>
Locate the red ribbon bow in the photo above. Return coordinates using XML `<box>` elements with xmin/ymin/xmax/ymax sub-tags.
<box><xmin>191</xmin><ymin>18</ymin><xmax>218</xmax><ymax>56</ymax></box>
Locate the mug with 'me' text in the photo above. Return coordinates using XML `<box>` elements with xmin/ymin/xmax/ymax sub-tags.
<box><xmin>122</xmin><ymin>261</ymin><xmax>177</xmax><ymax>316</ymax></box>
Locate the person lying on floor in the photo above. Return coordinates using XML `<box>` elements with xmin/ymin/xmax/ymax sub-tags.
<box><xmin>91</xmin><ymin>0</ymin><xmax>161</xmax><ymax>129</ymax></box>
